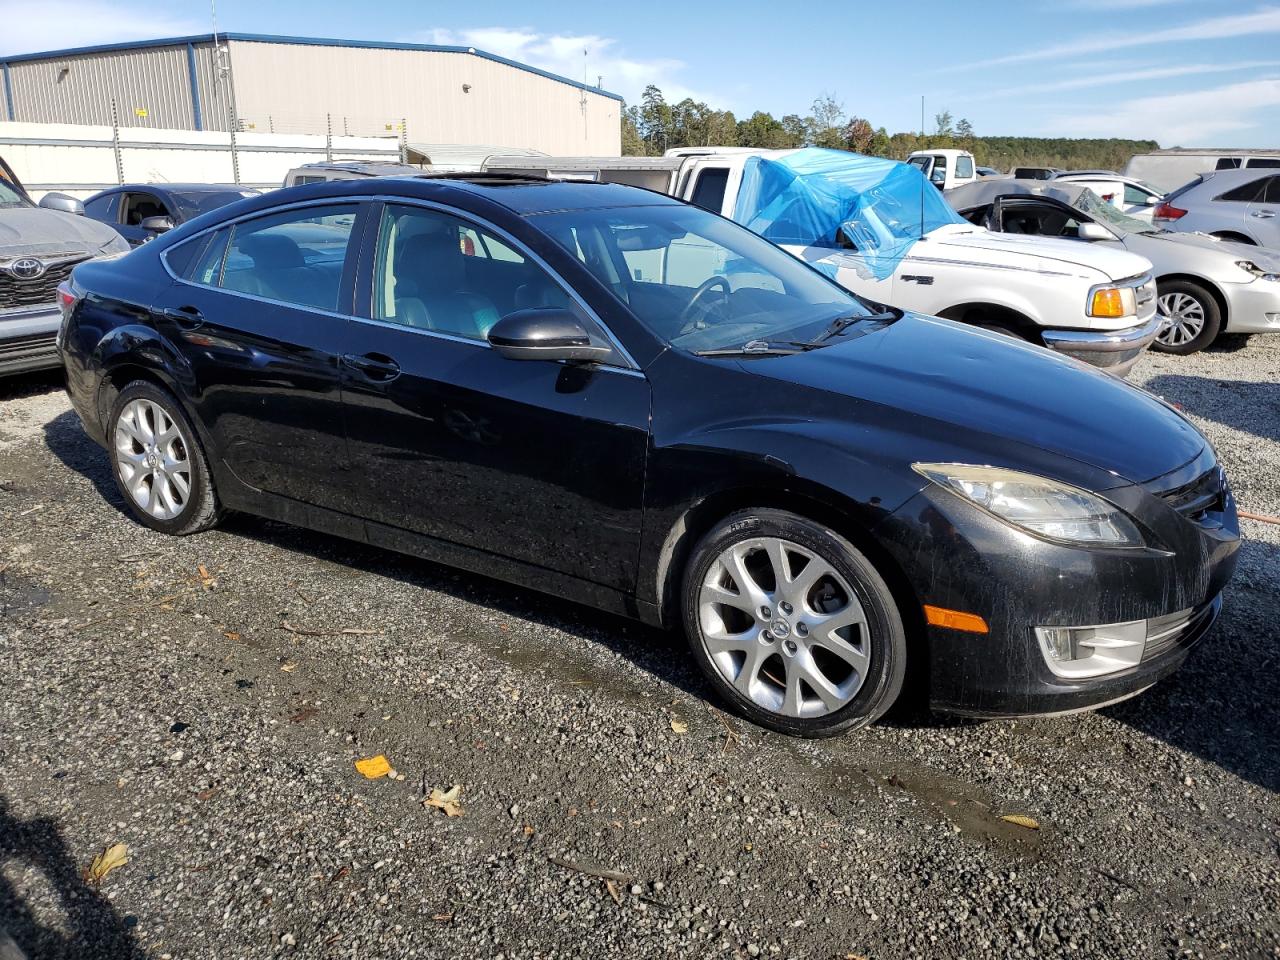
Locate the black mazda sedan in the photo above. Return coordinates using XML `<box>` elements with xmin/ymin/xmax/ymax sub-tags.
<box><xmin>57</xmin><ymin>175</ymin><xmax>1239</xmax><ymax>736</ymax></box>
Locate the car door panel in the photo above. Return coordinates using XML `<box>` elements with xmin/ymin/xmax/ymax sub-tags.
<box><xmin>153</xmin><ymin>202</ymin><xmax>366</xmax><ymax>510</ymax></box>
<box><xmin>1248</xmin><ymin>177</ymin><xmax>1280</xmax><ymax>246</ymax></box>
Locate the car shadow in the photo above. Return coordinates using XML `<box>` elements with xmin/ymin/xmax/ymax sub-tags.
<box><xmin>40</xmin><ymin>410</ymin><xmax>1279</xmax><ymax>793</ymax></box>
<box><xmin>0</xmin><ymin>797</ymin><xmax>146</xmax><ymax>960</ymax></box>
<box><xmin>0</xmin><ymin>368</ymin><xmax>63</xmax><ymax>402</ymax></box>
<box><xmin>1143</xmin><ymin>372</ymin><xmax>1280</xmax><ymax>442</ymax></box>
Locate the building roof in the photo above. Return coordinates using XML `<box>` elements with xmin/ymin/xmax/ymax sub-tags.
<box><xmin>0</xmin><ymin>33</ymin><xmax>625</xmax><ymax>103</ymax></box>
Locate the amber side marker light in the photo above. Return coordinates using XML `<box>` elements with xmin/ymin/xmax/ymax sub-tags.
<box><xmin>924</xmin><ymin>605</ymin><xmax>990</xmax><ymax>634</ymax></box>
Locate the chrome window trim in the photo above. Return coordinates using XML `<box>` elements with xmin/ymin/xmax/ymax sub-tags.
<box><xmin>367</xmin><ymin>194</ymin><xmax>642</xmax><ymax>372</ymax></box>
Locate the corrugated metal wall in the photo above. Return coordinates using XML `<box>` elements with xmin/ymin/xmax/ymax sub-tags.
<box><xmin>228</xmin><ymin>41</ymin><xmax>621</xmax><ymax>154</ymax></box>
<box><xmin>5</xmin><ymin>44</ymin><xmax>203</xmax><ymax>129</ymax></box>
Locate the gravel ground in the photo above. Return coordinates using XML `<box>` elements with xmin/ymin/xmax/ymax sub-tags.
<box><xmin>1</xmin><ymin>340</ymin><xmax>1278</xmax><ymax>960</ymax></box>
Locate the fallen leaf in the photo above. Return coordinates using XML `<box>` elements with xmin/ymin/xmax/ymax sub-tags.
<box><xmin>846</xmin><ymin>954</ymin><xmax>870</xmax><ymax>960</ymax></box>
<box><xmin>85</xmin><ymin>843</ymin><xmax>128</xmax><ymax>884</ymax></box>
<box><xmin>355</xmin><ymin>755</ymin><xmax>392</xmax><ymax>779</ymax></box>
<box><xmin>522</xmin><ymin>825</ymin><xmax>535</xmax><ymax>837</ymax></box>
<box><xmin>197</xmin><ymin>564</ymin><xmax>216</xmax><ymax>590</ymax></box>
<box><xmin>669</xmin><ymin>717</ymin><xmax>689</xmax><ymax>735</ymax></box>
<box><xmin>423</xmin><ymin>784</ymin><xmax>464</xmax><ymax>817</ymax></box>
<box><xmin>431</xmin><ymin>913</ymin><xmax>454</xmax><ymax>923</ymax></box>
<box><xmin>289</xmin><ymin>707</ymin><xmax>319</xmax><ymax>724</ymax></box>
<box><xmin>1000</xmin><ymin>814</ymin><xmax>1040</xmax><ymax>830</ymax></box>
<box><xmin>196</xmin><ymin>787</ymin><xmax>221</xmax><ymax>802</ymax></box>
<box><xmin>604</xmin><ymin>877</ymin><xmax>622</xmax><ymax>905</ymax></box>
<box><xmin>340</xmin><ymin>628</ymin><xmax>380</xmax><ymax>636</ymax></box>
<box><xmin>329</xmin><ymin>865</ymin><xmax>350</xmax><ymax>883</ymax></box>
<box><xmin>223</xmin><ymin>631</ymin><xmax>241</xmax><ymax>642</ymax></box>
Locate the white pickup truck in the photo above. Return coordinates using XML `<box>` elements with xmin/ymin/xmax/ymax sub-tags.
<box><xmin>484</xmin><ymin>147</ymin><xmax>1161</xmax><ymax>376</ymax></box>
<box><xmin>906</xmin><ymin>148</ymin><xmax>980</xmax><ymax>191</ymax></box>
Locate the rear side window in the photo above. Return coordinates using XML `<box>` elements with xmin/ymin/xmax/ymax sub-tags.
<box><xmin>1215</xmin><ymin>158</ymin><xmax>1242</xmax><ymax>170</ymax></box>
<box><xmin>1263</xmin><ymin>177</ymin><xmax>1280</xmax><ymax>203</ymax></box>
<box><xmin>689</xmin><ymin>168</ymin><xmax>730</xmax><ymax>213</ymax></box>
<box><xmin>216</xmin><ymin>205</ymin><xmax>358</xmax><ymax>311</ymax></box>
<box><xmin>84</xmin><ymin>193</ymin><xmax>118</xmax><ymax>222</ymax></box>
<box><xmin>1246</xmin><ymin>158</ymin><xmax>1280</xmax><ymax>168</ymax></box>
<box><xmin>1216</xmin><ymin>178</ymin><xmax>1268</xmax><ymax>203</ymax></box>
<box><xmin>163</xmin><ymin>232</ymin><xmax>215</xmax><ymax>279</ymax></box>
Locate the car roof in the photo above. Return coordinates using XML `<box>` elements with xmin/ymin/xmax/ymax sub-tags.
<box><xmin>265</xmin><ymin>173</ymin><xmax>685</xmax><ymax>216</ymax></box>
<box><xmin>95</xmin><ymin>183</ymin><xmax>256</xmax><ymax>196</ymax></box>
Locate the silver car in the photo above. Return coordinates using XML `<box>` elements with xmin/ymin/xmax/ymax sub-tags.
<box><xmin>947</xmin><ymin>179</ymin><xmax>1280</xmax><ymax>355</ymax></box>
<box><xmin>1153</xmin><ymin>169</ymin><xmax>1280</xmax><ymax>248</ymax></box>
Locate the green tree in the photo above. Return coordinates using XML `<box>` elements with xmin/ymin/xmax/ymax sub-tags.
<box><xmin>639</xmin><ymin>85</ymin><xmax>672</xmax><ymax>153</ymax></box>
<box><xmin>934</xmin><ymin>110</ymin><xmax>954</xmax><ymax>137</ymax></box>
<box><xmin>780</xmin><ymin>114</ymin><xmax>813</xmax><ymax>147</ymax></box>
<box><xmin>811</xmin><ymin>94</ymin><xmax>846</xmax><ymax>149</ymax></box>
<box><xmin>843</xmin><ymin>116</ymin><xmax>874</xmax><ymax>154</ymax></box>
<box><xmin>956</xmin><ymin>117</ymin><xmax>974</xmax><ymax>140</ymax></box>
<box><xmin>621</xmin><ymin>104</ymin><xmax>646</xmax><ymax>156</ymax></box>
<box><xmin>737</xmin><ymin>111</ymin><xmax>790</xmax><ymax>148</ymax></box>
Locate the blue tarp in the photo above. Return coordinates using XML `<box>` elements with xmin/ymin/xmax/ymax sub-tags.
<box><xmin>732</xmin><ymin>148</ymin><xmax>967</xmax><ymax>280</ymax></box>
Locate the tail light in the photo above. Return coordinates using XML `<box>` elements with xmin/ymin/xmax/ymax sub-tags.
<box><xmin>1153</xmin><ymin>201</ymin><xmax>1187</xmax><ymax>221</ymax></box>
<box><xmin>56</xmin><ymin>279</ymin><xmax>79</xmax><ymax>315</ymax></box>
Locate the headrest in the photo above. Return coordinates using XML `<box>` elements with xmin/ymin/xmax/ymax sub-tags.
<box><xmin>241</xmin><ymin>233</ymin><xmax>305</xmax><ymax>269</ymax></box>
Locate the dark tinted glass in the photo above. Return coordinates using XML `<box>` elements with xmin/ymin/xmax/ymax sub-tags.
<box><xmin>1216</xmin><ymin>178</ymin><xmax>1267</xmax><ymax>203</ymax></box>
<box><xmin>689</xmin><ymin>168</ymin><xmax>729</xmax><ymax>212</ymax></box>
<box><xmin>1215</xmin><ymin>158</ymin><xmax>1242</xmax><ymax>170</ymax></box>
<box><xmin>162</xmin><ymin>232</ymin><xmax>214</xmax><ymax>279</ymax></box>
<box><xmin>84</xmin><ymin>194</ymin><xmax>117</xmax><ymax>221</ymax></box>
<box><xmin>219</xmin><ymin>205</ymin><xmax>358</xmax><ymax>311</ymax></box>
<box><xmin>1245</xmin><ymin>158</ymin><xmax>1280</xmax><ymax>168</ymax></box>
<box><xmin>1263</xmin><ymin>177</ymin><xmax>1280</xmax><ymax>204</ymax></box>
<box><xmin>170</xmin><ymin>190</ymin><xmax>256</xmax><ymax>220</ymax></box>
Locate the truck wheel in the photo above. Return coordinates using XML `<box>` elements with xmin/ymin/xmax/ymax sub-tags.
<box><xmin>1154</xmin><ymin>280</ymin><xmax>1221</xmax><ymax>355</ymax></box>
<box><xmin>682</xmin><ymin>509</ymin><xmax>907</xmax><ymax>737</ymax></box>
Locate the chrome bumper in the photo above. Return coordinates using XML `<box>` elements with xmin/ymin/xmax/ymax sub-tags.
<box><xmin>1040</xmin><ymin>312</ymin><xmax>1164</xmax><ymax>378</ymax></box>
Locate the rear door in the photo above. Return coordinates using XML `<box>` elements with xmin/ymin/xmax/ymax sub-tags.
<box><xmin>1248</xmin><ymin>175</ymin><xmax>1280</xmax><ymax>245</ymax></box>
<box><xmin>337</xmin><ymin>201</ymin><xmax>651</xmax><ymax>592</ymax></box>
<box><xmin>153</xmin><ymin>201</ymin><xmax>366</xmax><ymax>510</ymax></box>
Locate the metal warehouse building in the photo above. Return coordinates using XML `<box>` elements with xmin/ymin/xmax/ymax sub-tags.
<box><xmin>0</xmin><ymin>33</ymin><xmax>622</xmax><ymax>155</ymax></box>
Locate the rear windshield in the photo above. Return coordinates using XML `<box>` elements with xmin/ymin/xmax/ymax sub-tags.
<box><xmin>1164</xmin><ymin>177</ymin><xmax>1203</xmax><ymax>202</ymax></box>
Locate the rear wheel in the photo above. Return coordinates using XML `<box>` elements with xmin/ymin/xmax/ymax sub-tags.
<box><xmin>682</xmin><ymin>509</ymin><xmax>907</xmax><ymax>737</ymax></box>
<box><xmin>108</xmin><ymin>380</ymin><xmax>221</xmax><ymax>535</ymax></box>
<box><xmin>1153</xmin><ymin>280</ymin><xmax>1221</xmax><ymax>355</ymax></box>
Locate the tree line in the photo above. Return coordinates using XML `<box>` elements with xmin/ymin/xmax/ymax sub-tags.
<box><xmin>622</xmin><ymin>86</ymin><xmax>1158</xmax><ymax>173</ymax></box>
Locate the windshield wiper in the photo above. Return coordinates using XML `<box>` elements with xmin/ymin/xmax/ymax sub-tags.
<box><xmin>787</xmin><ymin>310</ymin><xmax>897</xmax><ymax>348</ymax></box>
<box><xmin>696</xmin><ymin>340</ymin><xmax>806</xmax><ymax>357</ymax></box>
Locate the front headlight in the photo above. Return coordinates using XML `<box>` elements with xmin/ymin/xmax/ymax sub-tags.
<box><xmin>913</xmin><ymin>463</ymin><xmax>1144</xmax><ymax>547</ymax></box>
<box><xmin>1235</xmin><ymin>259</ymin><xmax>1280</xmax><ymax>282</ymax></box>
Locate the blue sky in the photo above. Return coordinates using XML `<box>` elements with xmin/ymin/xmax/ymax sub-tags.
<box><xmin>4</xmin><ymin>0</ymin><xmax>1280</xmax><ymax>146</ymax></box>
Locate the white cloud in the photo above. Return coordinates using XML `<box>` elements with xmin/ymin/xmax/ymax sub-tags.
<box><xmin>943</xmin><ymin>7</ymin><xmax>1280</xmax><ymax>71</ymax></box>
<box><xmin>0</xmin><ymin>0</ymin><xmax>205</xmax><ymax>57</ymax></box>
<box><xmin>1051</xmin><ymin>77</ymin><xmax>1280</xmax><ymax>143</ymax></box>
<box><xmin>962</xmin><ymin>61</ymin><xmax>1280</xmax><ymax>101</ymax></box>
<box><xmin>415</xmin><ymin>26</ymin><xmax>718</xmax><ymax>107</ymax></box>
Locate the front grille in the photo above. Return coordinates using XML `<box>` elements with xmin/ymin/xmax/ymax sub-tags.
<box><xmin>1157</xmin><ymin>464</ymin><xmax>1226</xmax><ymax>523</ymax></box>
<box><xmin>0</xmin><ymin>257</ymin><xmax>85</xmax><ymax>310</ymax></box>
<box><xmin>1142</xmin><ymin>598</ymin><xmax>1218</xmax><ymax>661</ymax></box>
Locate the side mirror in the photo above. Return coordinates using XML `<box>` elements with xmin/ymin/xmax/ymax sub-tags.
<box><xmin>39</xmin><ymin>192</ymin><xmax>85</xmax><ymax>216</ymax></box>
<box><xmin>1077</xmin><ymin>222</ymin><xmax>1113</xmax><ymax>241</ymax></box>
<box><xmin>488</xmin><ymin>309</ymin><xmax>613</xmax><ymax>363</ymax></box>
<box><xmin>141</xmin><ymin>215</ymin><xmax>175</xmax><ymax>233</ymax></box>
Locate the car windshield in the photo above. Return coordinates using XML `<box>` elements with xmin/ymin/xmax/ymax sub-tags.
<box><xmin>1073</xmin><ymin>188</ymin><xmax>1161</xmax><ymax>235</ymax></box>
<box><xmin>531</xmin><ymin>203</ymin><xmax>876</xmax><ymax>354</ymax></box>
<box><xmin>170</xmin><ymin>189</ymin><xmax>258</xmax><ymax>220</ymax></box>
<box><xmin>0</xmin><ymin>179</ymin><xmax>29</xmax><ymax>208</ymax></box>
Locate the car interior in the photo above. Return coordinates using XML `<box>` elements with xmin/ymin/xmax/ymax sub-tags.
<box><xmin>220</xmin><ymin>224</ymin><xmax>352</xmax><ymax>311</ymax></box>
<box><xmin>123</xmin><ymin>193</ymin><xmax>168</xmax><ymax>226</ymax></box>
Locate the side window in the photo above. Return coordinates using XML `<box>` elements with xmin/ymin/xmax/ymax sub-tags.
<box><xmin>84</xmin><ymin>193</ymin><xmax>118</xmax><ymax>222</ymax></box>
<box><xmin>689</xmin><ymin>168</ymin><xmax>730</xmax><ymax>213</ymax></box>
<box><xmin>1215</xmin><ymin>158</ymin><xmax>1242</xmax><ymax>170</ymax></box>
<box><xmin>1123</xmin><ymin>184</ymin><xmax>1148</xmax><ymax>205</ymax></box>
<box><xmin>122</xmin><ymin>193</ymin><xmax>168</xmax><ymax>226</ymax></box>
<box><xmin>955</xmin><ymin>155</ymin><xmax>974</xmax><ymax>179</ymax></box>
<box><xmin>1246</xmin><ymin>158</ymin><xmax>1280</xmax><ymax>168</ymax></box>
<box><xmin>373</xmin><ymin>204</ymin><xmax>570</xmax><ymax>340</ymax></box>
<box><xmin>218</xmin><ymin>205</ymin><xmax>357</xmax><ymax>311</ymax></box>
<box><xmin>163</xmin><ymin>232</ymin><xmax>214</xmax><ymax>279</ymax></box>
<box><xmin>1263</xmin><ymin>177</ymin><xmax>1280</xmax><ymax>204</ymax></box>
<box><xmin>1216</xmin><ymin>179</ymin><xmax>1267</xmax><ymax>203</ymax></box>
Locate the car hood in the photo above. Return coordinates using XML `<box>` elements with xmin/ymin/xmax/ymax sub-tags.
<box><xmin>1127</xmin><ymin>229</ymin><xmax>1280</xmax><ymax>271</ymax></box>
<box><xmin>0</xmin><ymin>205</ymin><xmax>123</xmax><ymax>257</ymax></box>
<box><xmin>915</xmin><ymin>224</ymin><xmax>1153</xmax><ymax>281</ymax></box>
<box><xmin>744</xmin><ymin>312</ymin><xmax>1204</xmax><ymax>488</ymax></box>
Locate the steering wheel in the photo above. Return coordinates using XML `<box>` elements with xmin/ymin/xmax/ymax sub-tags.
<box><xmin>676</xmin><ymin>276</ymin><xmax>732</xmax><ymax>336</ymax></box>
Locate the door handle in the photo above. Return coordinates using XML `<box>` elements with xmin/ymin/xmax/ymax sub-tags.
<box><xmin>1251</xmin><ymin>210</ymin><xmax>1275</xmax><ymax>218</ymax></box>
<box><xmin>341</xmin><ymin>352</ymin><xmax>401</xmax><ymax>382</ymax></box>
<box><xmin>160</xmin><ymin>305</ymin><xmax>204</xmax><ymax>329</ymax></box>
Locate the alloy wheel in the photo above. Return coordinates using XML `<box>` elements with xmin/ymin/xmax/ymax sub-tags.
<box><xmin>1157</xmin><ymin>291</ymin><xmax>1206</xmax><ymax>347</ymax></box>
<box><xmin>697</xmin><ymin>537</ymin><xmax>869</xmax><ymax>719</ymax></box>
<box><xmin>114</xmin><ymin>398</ymin><xmax>192</xmax><ymax>521</ymax></box>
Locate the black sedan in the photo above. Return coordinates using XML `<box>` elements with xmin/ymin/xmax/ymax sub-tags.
<box><xmin>81</xmin><ymin>183</ymin><xmax>260</xmax><ymax>247</ymax></box>
<box><xmin>56</xmin><ymin>175</ymin><xmax>1240</xmax><ymax>736</ymax></box>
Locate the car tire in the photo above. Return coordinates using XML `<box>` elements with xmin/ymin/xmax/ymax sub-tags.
<box><xmin>1153</xmin><ymin>280</ymin><xmax>1221</xmax><ymax>355</ymax></box>
<box><xmin>681</xmin><ymin>509</ymin><xmax>907</xmax><ymax>737</ymax></box>
<box><xmin>107</xmin><ymin>380</ymin><xmax>221</xmax><ymax>535</ymax></box>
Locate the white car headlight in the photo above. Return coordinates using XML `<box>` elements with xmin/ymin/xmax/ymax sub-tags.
<box><xmin>912</xmin><ymin>463</ymin><xmax>1144</xmax><ymax>547</ymax></box>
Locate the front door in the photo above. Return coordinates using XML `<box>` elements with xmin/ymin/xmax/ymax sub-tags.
<box><xmin>337</xmin><ymin>202</ymin><xmax>650</xmax><ymax>592</ymax></box>
<box><xmin>153</xmin><ymin>201</ymin><xmax>365</xmax><ymax>509</ymax></box>
<box><xmin>118</xmin><ymin>191</ymin><xmax>172</xmax><ymax>246</ymax></box>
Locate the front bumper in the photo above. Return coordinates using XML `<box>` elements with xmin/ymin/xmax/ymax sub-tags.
<box><xmin>877</xmin><ymin>447</ymin><xmax>1240</xmax><ymax>718</ymax></box>
<box><xmin>0</xmin><ymin>304</ymin><xmax>62</xmax><ymax>376</ymax></box>
<box><xmin>1040</xmin><ymin>312</ymin><xmax>1164</xmax><ymax>378</ymax></box>
<box><xmin>1221</xmin><ymin>279</ymin><xmax>1280</xmax><ymax>335</ymax></box>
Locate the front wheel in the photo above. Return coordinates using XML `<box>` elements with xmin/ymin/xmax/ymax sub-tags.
<box><xmin>1153</xmin><ymin>280</ymin><xmax>1221</xmax><ymax>355</ymax></box>
<box><xmin>108</xmin><ymin>380</ymin><xmax>221</xmax><ymax>535</ymax></box>
<box><xmin>682</xmin><ymin>509</ymin><xmax>907</xmax><ymax>737</ymax></box>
